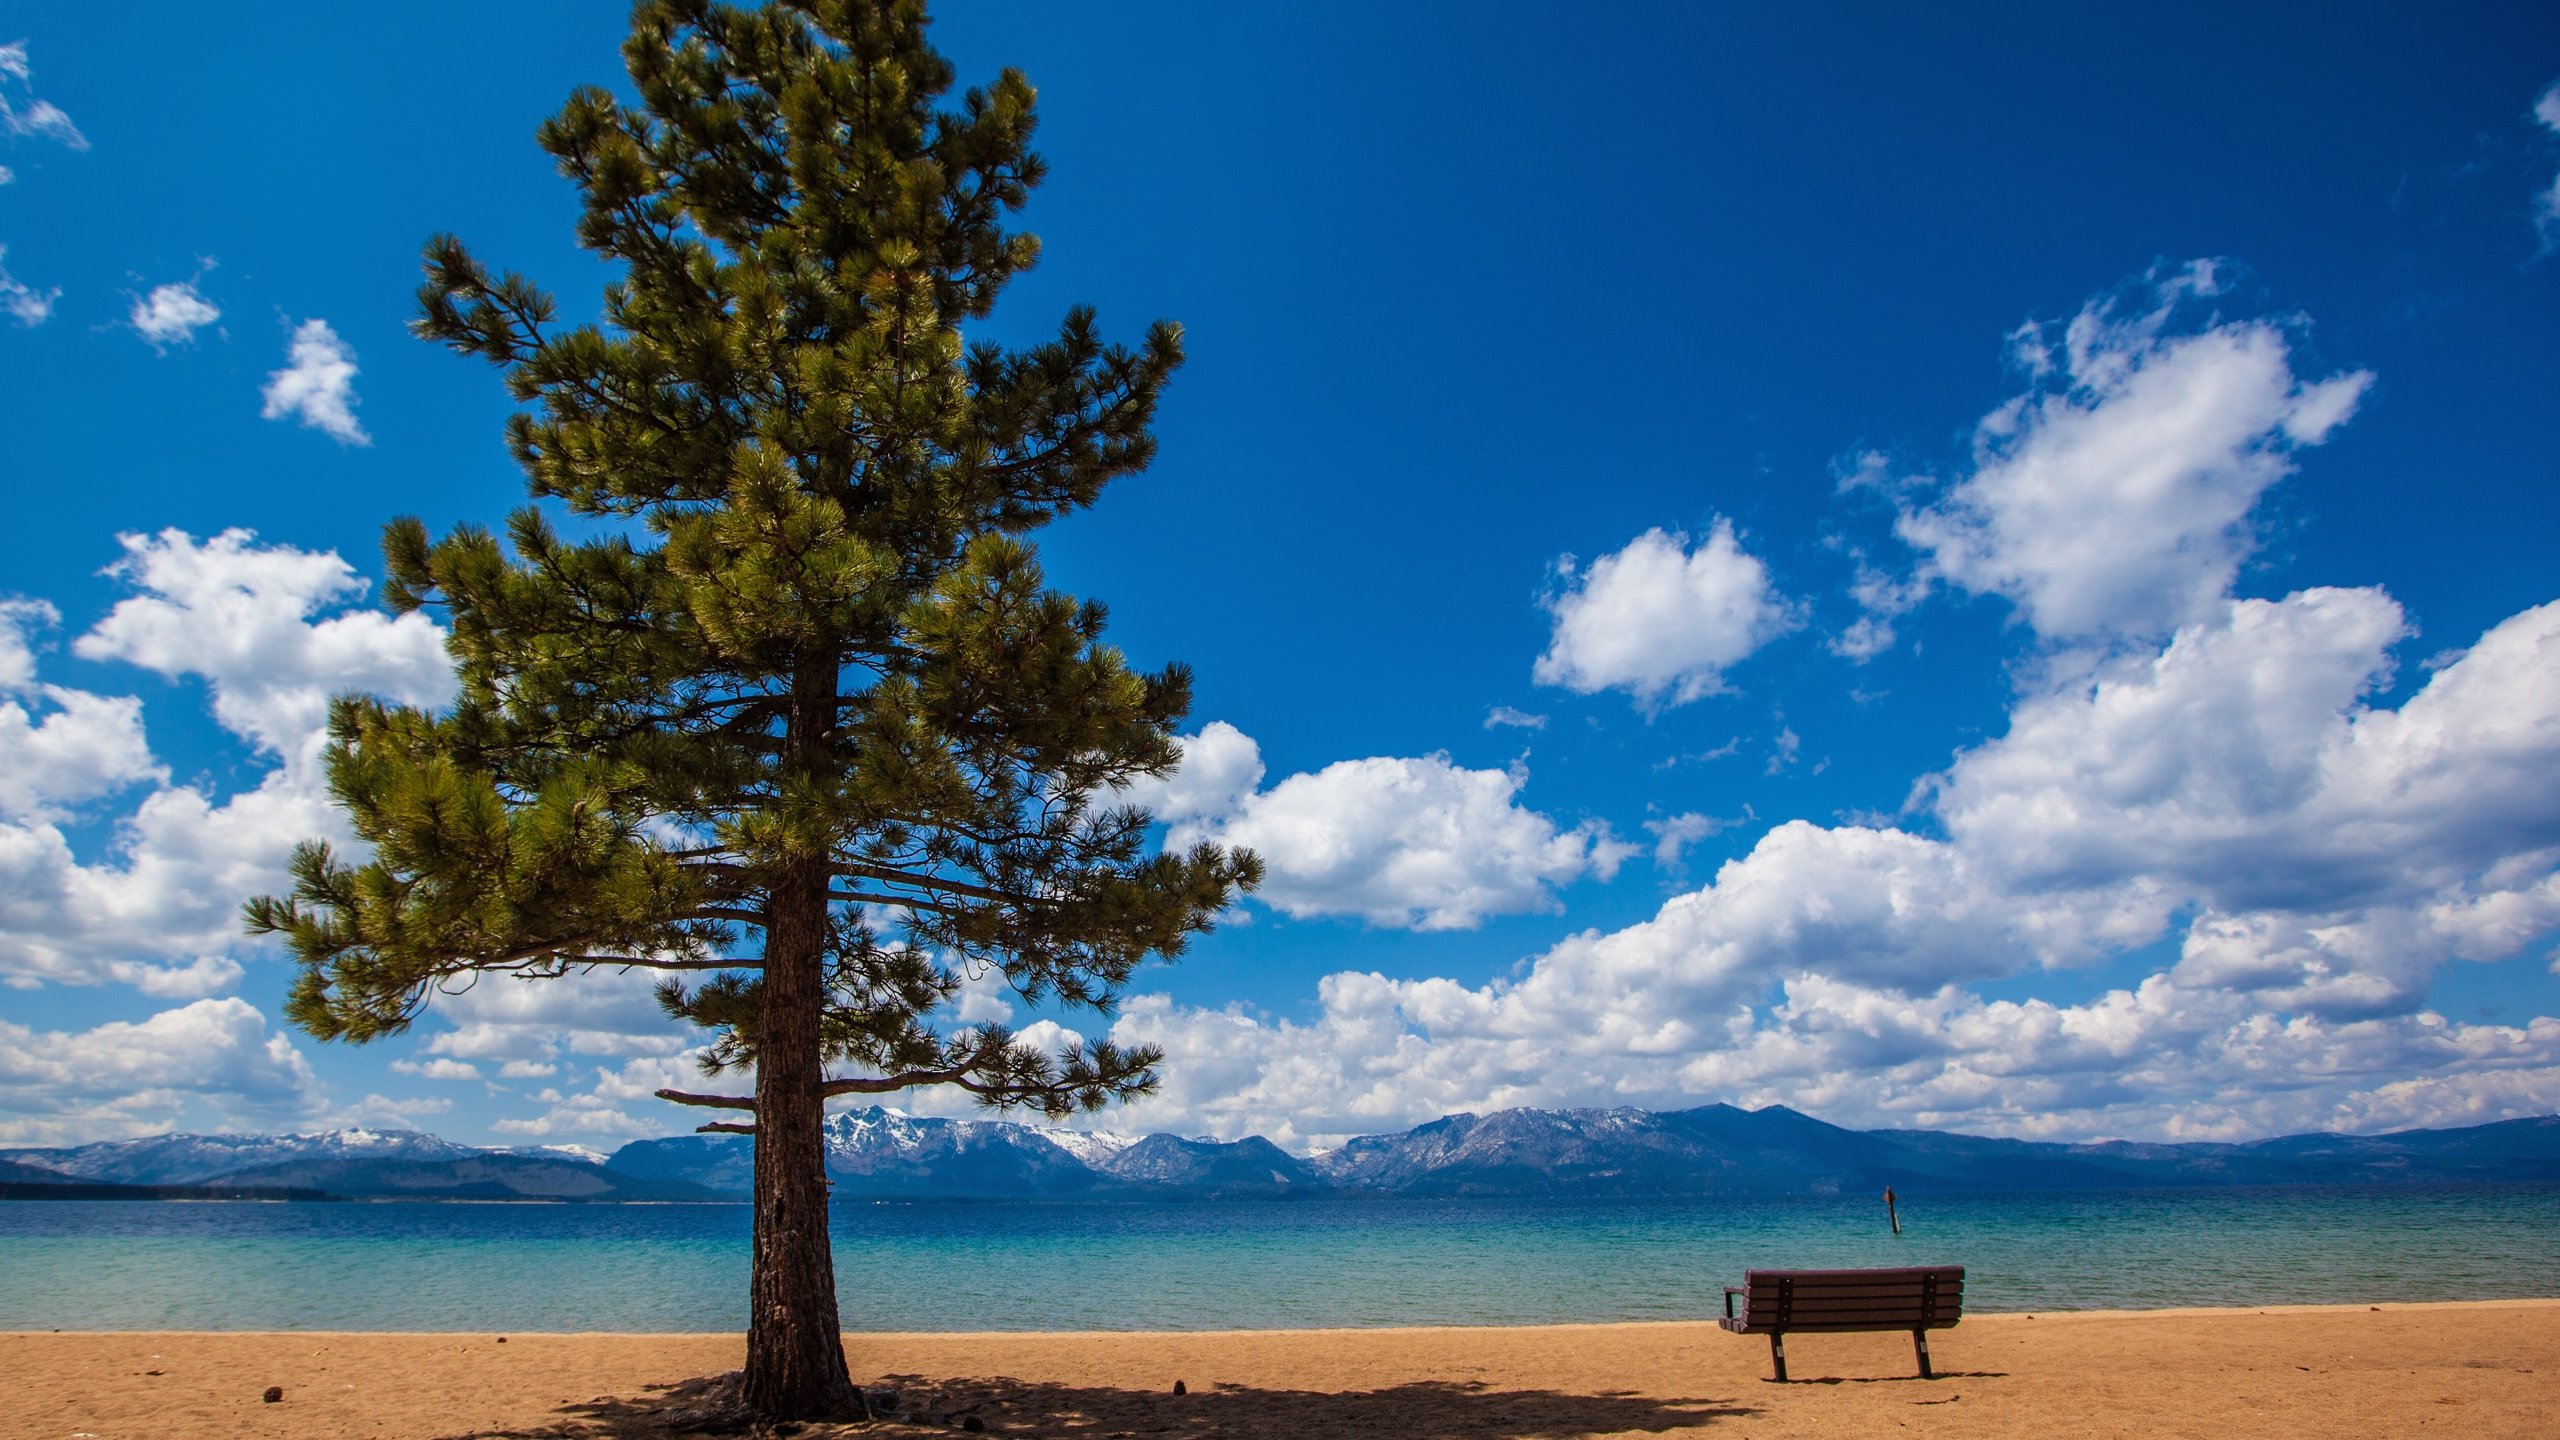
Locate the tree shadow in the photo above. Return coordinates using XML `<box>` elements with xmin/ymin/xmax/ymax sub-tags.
<box><xmin>441</xmin><ymin>1367</ymin><xmax>1762</xmax><ymax>1439</ymax></box>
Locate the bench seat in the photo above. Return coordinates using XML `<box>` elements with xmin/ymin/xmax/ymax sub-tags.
<box><xmin>1719</xmin><ymin>1265</ymin><xmax>1963</xmax><ymax>1381</ymax></box>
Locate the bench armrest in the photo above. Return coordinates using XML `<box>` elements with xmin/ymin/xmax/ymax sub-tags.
<box><xmin>1723</xmin><ymin>1286</ymin><xmax>1745</xmax><ymax>1319</ymax></box>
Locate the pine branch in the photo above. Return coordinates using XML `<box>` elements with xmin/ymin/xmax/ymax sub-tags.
<box><xmin>819</xmin><ymin>1069</ymin><xmax>966</xmax><ymax>1096</ymax></box>
<box><xmin>826</xmin><ymin>888</ymin><xmax>965</xmax><ymax>916</ymax></box>
<box><xmin>655</xmin><ymin>1087</ymin><xmax>757</xmax><ymax>1110</ymax></box>
<box><xmin>830</xmin><ymin>860</ymin><xmax>1039</xmax><ymax>907</ymax></box>
<box><xmin>582</xmin><ymin>955</ymin><xmax>759</xmax><ymax>971</ymax></box>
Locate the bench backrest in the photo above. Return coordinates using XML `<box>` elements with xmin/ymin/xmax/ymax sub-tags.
<box><xmin>1737</xmin><ymin>1265</ymin><xmax>1964</xmax><ymax>1331</ymax></box>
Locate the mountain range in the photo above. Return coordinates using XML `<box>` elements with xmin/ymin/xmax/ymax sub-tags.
<box><xmin>5</xmin><ymin>1105</ymin><xmax>2555</xmax><ymax>1203</ymax></box>
<box><xmin>0</xmin><ymin>1126</ymin><xmax>716</xmax><ymax>1202</ymax></box>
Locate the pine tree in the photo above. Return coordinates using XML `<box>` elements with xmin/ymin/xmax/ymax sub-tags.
<box><xmin>242</xmin><ymin>0</ymin><xmax>1258</xmax><ymax>1420</ymax></box>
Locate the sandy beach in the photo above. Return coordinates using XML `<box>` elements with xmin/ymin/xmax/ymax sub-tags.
<box><xmin>5</xmin><ymin>1300</ymin><xmax>2553</xmax><ymax>1440</ymax></box>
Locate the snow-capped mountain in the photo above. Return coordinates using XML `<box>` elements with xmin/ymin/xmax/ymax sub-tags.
<box><xmin>1308</xmin><ymin>1105</ymin><xmax>1763</xmax><ymax>1194</ymax></box>
<box><xmin>609</xmin><ymin>1106</ymin><xmax>1232</xmax><ymax>1199</ymax></box>
<box><xmin>0</xmin><ymin>1127</ymin><xmax>711</xmax><ymax>1201</ymax></box>
<box><xmin>496</xmin><ymin>1143</ymin><xmax>610</xmax><ymax>1165</ymax></box>
<box><xmin>1031</xmin><ymin>1124</ymin><xmax>1140</xmax><ymax>1167</ymax></box>
<box><xmin>817</xmin><ymin>1106</ymin><xmax>1114</xmax><ymax>1196</ymax></box>
<box><xmin>4</xmin><ymin>1128</ymin><xmax>482</xmax><ymax>1186</ymax></box>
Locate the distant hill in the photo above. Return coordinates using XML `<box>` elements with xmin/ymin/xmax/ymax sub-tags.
<box><xmin>605</xmin><ymin>1133</ymin><xmax>758</xmax><ymax>1196</ymax></box>
<box><xmin>0</xmin><ymin>1157</ymin><xmax>76</xmax><ymax>1185</ymax></box>
<box><xmin>1301</xmin><ymin>1105</ymin><xmax>2560</xmax><ymax>1198</ymax></box>
<box><xmin>202</xmin><ymin>1154</ymin><xmax>717</xmax><ymax>1202</ymax></box>
<box><xmin>8</xmin><ymin>1109</ymin><xmax>2555</xmax><ymax>1204</ymax></box>
<box><xmin>0</xmin><ymin>1177</ymin><xmax>335</xmax><ymax>1202</ymax></box>
<box><xmin>0</xmin><ymin>1128</ymin><xmax>717</xmax><ymax>1202</ymax></box>
<box><xmin>1099</xmin><ymin>1134</ymin><xmax>1318</xmax><ymax>1195</ymax></box>
<box><xmin>4</xmin><ymin>1127</ymin><xmax>484</xmax><ymax>1185</ymax></box>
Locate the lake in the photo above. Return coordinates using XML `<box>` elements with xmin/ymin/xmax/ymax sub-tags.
<box><xmin>3</xmin><ymin>1184</ymin><xmax>2553</xmax><ymax>1331</ymax></box>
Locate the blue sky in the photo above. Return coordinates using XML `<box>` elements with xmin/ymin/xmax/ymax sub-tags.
<box><xmin>2</xmin><ymin>3</ymin><xmax>2558</xmax><ymax>1151</ymax></box>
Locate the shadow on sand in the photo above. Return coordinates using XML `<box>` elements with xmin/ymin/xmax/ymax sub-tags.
<box><xmin>1768</xmin><ymin>1369</ymin><xmax>2008</xmax><ymax>1386</ymax></box>
<box><xmin>441</xmin><ymin>1368</ymin><xmax>1761</xmax><ymax>1439</ymax></box>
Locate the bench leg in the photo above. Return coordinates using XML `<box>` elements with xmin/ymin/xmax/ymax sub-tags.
<box><xmin>1769</xmin><ymin>1332</ymin><xmax>1788</xmax><ymax>1383</ymax></box>
<box><xmin>1913</xmin><ymin>1328</ymin><xmax>1933</xmax><ymax>1380</ymax></box>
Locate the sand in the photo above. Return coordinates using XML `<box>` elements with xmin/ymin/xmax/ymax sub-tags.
<box><xmin>4</xmin><ymin>1301</ymin><xmax>2553</xmax><ymax>1439</ymax></box>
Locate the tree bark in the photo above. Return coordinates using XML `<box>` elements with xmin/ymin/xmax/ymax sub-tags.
<box><xmin>737</xmin><ymin>667</ymin><xmax>864</xmax><ymax>1422</ymax></box>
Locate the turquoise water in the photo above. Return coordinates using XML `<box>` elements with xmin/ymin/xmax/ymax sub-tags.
<box><xmin>2</xmin><ymin>1185</ymin><xmax>2553</xmax><ymax>1331</ymax></box>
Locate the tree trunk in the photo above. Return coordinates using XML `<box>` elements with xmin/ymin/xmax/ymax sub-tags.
<box><xmin>739</xmin><ymin>855</ymin><xmax>862</xmax><ymax>1420</ymax></box>
<box><xmin>738</xmin><ymin>664</ymin><xmax>864</xmax><ymax>1422</ymax></box>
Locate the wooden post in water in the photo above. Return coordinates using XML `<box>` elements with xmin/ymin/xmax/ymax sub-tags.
<box><xmin>1884</xmin><ymin>1184</ymin><xmax>1901</xmax><ymax>1234</ymax></box>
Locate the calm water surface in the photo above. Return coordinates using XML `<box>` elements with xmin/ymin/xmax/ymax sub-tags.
<box><xmin>2</xmin><ymin>1185</ymin><xmax>2553</xmax><ymax>1331</ymax></box>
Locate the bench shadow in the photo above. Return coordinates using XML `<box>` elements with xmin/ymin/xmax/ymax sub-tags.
<box><xmin>439</xmin><ymin>1368</ymin><xmax>1762</xmax><ymax>1439</ymax></box>
<box><xmin>1774</xmin><ymin>1369</ymin><xmax>2009</xmax><ymax>1386</ymax></box>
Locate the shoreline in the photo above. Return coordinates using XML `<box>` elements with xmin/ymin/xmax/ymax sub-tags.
<box><xmin>17</xmin><ymin>1294</ymin><xmax>2557</xmax><ymax>1339</ymax></box>
<box><xmin>10</xmin><ymin>1291</ymin><xmax>2549</xmax><ymax>1332</ymax></box>
<box><xmin>11</xmin><ymin>1300</ymin><xmax>2556</xmax><ymax>1437</ymax></box>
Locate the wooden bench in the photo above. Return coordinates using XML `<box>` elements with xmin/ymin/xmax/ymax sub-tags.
<box><xmin>1719</xmin><ymin>1265</ymin><xmax>1964</xmax><ymax>1382</ymax></box>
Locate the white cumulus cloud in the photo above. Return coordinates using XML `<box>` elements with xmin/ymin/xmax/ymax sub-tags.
<box><xmin>1098</xmin><ymin>588</ymin><xmax>2560</xmax><ymax>1147</ymax></box>
<box><xmin>0</xmin><ymin>46</ymin><xmax>81</xmax><ymax>329</ymax></box>
<box><xmin>1935</xmin><ymin>590</ymin><xmax>2560</xmax><ymax>1016</ymax></box>
<box><xmin>420</xmin><ymin>966</ymin><xmax>696</xmax><ymax>1068</ymax></box>
<box><xmin>130</xmin><ymin>277</ymin><xmax>221</xmax><ymax>350</ymax></box>
<box><xmin>77</xmin><ymin>528</ymin><xmax>452</xmax><ymax>760</ymax></box>
<box><xmin>1641</xmin><ymin>810</ymin><xmax>1732</xmax><ymax>870</ymax></box>
<box><xmin>0</xmin><ymin>528</ymin><xmax>723</xmax><ymax>1141</ymax></box>
<box><xmin>259</xmin><ymin>318</ymin><xmax>370</xmax><ymax>445</ymax></box>
<box><xmin>1668</xmin><ymin>974</ymin><xmax>2560</xmax><ymax>1141</ymax></box>
<box><xmin>0</xmin><ymin>532</ymin><xmax>453</xmax><ymax>997</ymax></box>
<box><xmin>1895</xmin><ymin>262</ymin><xmax>2371</xmax><ymax>643</ymax></box>
<box><xmin>0</xmin><ymin>598</ymin><xmax>57</xmax><ymax>691</ymax></box>
<box><xmin>328</xmin><ymin>1093</ymin><xmax>456</xmax><ymax>1129</ymax></box>
<box><xmin>1134</xmin><ymin>725</ymin><xmax>1632</xmax><ymax>931</ymax></box>
<box><xmin>0</xmin><ymin>685</ymin><xmax>163</xmax><ymax>823</ymax></box>
<box><xmin>1534</xmin><ymin>519</ymin><xmax>1797</xmax><ymax>708</ymax></box>
<box><xmin>0</xmin><ymin>42</ymin><xmax>87</xmax><ymax>151</ymax></box>
<box><xmin>490</xmin><ymin>1051</ymin><xmax>723</xmax><ymax>1141</ymax></box>
<box><xmin>0</xmin><ymin>244</ymin><xmax>59</xmax><ymax>327</ymax></box>
<box><xmin>1113</xmin><ymin>720</ymin><xmax>1265</xmax><ymax>828</ymax></box>
<box><xmin>0</xmin><ymin>998</ymin><xmax>324</xmax><ymax>1146</ymax></box>
<box><xmin>390</xmin><ymin>1058</ymin><xmax>483</xmax><ymax>1082</ymax></box>
<box><xmin>1831</xmin><ymin>551</ymin><xmax>1928</xmax><ymax>662</ymax></box>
